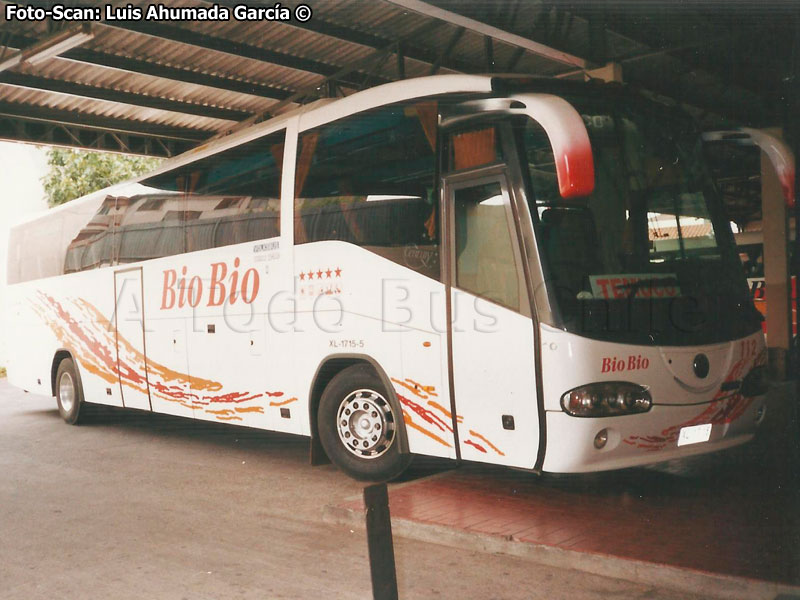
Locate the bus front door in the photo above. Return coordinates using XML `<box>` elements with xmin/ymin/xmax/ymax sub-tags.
<box><xmin>444</xmin><ymin>170</ymin><xmax>541</xmax><ymax>469</ymax></box>
<box><xmin>113</xmin><ymin>267</ymin><xmax>152</xmax><ymax>411</ymax></box>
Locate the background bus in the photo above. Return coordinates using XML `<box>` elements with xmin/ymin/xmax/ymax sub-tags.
<box><xmin>735</xmin><ymin>228</ymin><xmax>797</xmax><ymax>376</ymax></box>
<box><xmin>735</xmin><ymin>227</ymin><xmax>797</xmax><ymax>335</ymax></box>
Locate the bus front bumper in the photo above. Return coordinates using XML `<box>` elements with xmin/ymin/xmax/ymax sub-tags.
<box><xmin>540</xmin><ymin>395</ymin><xmax>766</xmax><ymax>473</ymax></box>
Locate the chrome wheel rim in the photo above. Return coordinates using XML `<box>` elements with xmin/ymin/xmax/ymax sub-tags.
<box><xmin>336</xmin><ymin>389</ymin><xmax>395</xmax><ymax>459</ymax></box>
<box><xmin>59</xmin><ymin>372</ymin><xmax>75</xmax><ymax>413</ymax></box>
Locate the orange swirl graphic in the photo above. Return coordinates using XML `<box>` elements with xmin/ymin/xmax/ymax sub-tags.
<box><xmin>30</xmin><ymin>293</ymin><xmax>292</xmax><ymax>423</ymax></box>
<box><xmin>393</xmin><ymin>378</ymin><xmax>503</xmax><ymax>456</ymax></box>
<box><xmin>269</xmin><ymin>397</ymin><xmax>298</xmax><ymax>407</ymax></box>
<box><xmin>624</xmin><ymin>348</ymin><xmax>765</xmax><ymax>451</ymax></box>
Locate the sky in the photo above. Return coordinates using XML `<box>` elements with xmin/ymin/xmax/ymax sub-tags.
<box><xmin>0</xmin><ymin>141</ymin><xmax>49</xmax><ymax>364</ymax></box>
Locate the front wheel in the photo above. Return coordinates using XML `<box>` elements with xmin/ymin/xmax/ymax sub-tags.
<box><xmin>55</xmin><ymin>358</ymin><xmax>88</xmax><ymax>425</ymax></box>
<box><xmin>318</xmin><ymin>364</ymin><xmax>411</xmax><ymax>482</ymax></box>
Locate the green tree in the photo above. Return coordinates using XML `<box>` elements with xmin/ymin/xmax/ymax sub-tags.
<box><xmin>42</xmin><ymin>148</ymin><xmax>162</xmax><ymax>207</ymax></box>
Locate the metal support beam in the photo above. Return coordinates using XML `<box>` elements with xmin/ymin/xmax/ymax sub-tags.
<box><xmin>1</xmin><ymin>32</ymin><xmax>292</xmax><ymax>101</ymax></box>
<box><xmin>575</xmin><ymin>7</ymin><xmax>770</xmax><ymax>113</ymax></box>
<box><xmin>360</xmin><ymin>48</ymin><xmax>393</xmax><ymax>91</ymax></box>
<box><xmin>505</xmin><ymin>47</ymin><xmax>525</xmax><ymax>72</ymax></box>
<box><xmin>396</xmin><ymin>41</ymin><xmax>405</xmax><ymax>79</ymax></box>
<box><xmin>104</xmin><ymin>21</ymin><xmax>390</xmax><ymax>89</ymax></box>
<box><xmin>792</xmin><ymin>15</ymin><xmax>800</xmax><ymax>376</ymax></box>
<box><xmin>220</xmin><ymin>43</ymin><xmax>397</xmax><ymax>138</ymax></box>
<box><xmin>0</xmin><ymin>71</ymin><xmax>250</xmax><ymax>121</ymax></box>
<box><xmin>229</xmin><ymin>0</ymin><xmax>473</xmax><ymax>74</ymax></box>
<box><xmin>0</xmin><ymin>100</ymin><xmax>208</xmax><ymax>143</ymax></box>
<box><xmin>65</xmin><ymin>49</ymin><xmax>290</xmax><ymax>100</ymax></box>
<box><xmin>484</xmin><ymin>36</ymin><xmax>495</xmax><ymax>72</ymax></box>
<box><xmin>383</xmin><ymin>0</ymin><xmax>588</xmax><ymax>69</ymax></box>
<box><xmin>217</xmin><ymin>19</ymin><xmax>444</xmax><ymax>138</ymax></box>
<box><xmin>322</xmin><ymin>80</ymin><xmax>333</xmax><ymax>98</ymax></box>
<box><xmin>587</xmin><ymin>9</ymin><xmax>608</xmax><ymax>65</ymax></box>
<box><xmin>616</xmin><ymin>37</ymin><xmax>727</xmax><ymax>65</ymax></box>
<box><xmin>0</xmin><ymin>114</ymin><xmax>195</xmax><ymax>157</ymax></box>
<box><xmin>0</xmin><ymin>23</ymin><xmax>93</xmax><ymax>73</ymax></box>
<box><xmin>429</xmin><ymin>27</ymin><xmax>464</xmax><ymax>75</ymax></box>
<box><xmin>761</xmin><ymin>129</ymin><xmax>792</xmax><ymax>378</ymax></box>
<box><xmin>585</xmin><ymin>62</ymin><xmax>623</xmax><ymax>83</ymax></box>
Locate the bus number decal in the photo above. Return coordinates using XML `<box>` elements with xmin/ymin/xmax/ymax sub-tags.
<box><xmin>329</xmin><ymin>338</ymin><xmax>365</xmax><ymax>349</ymax></box>
<box><xmin>739</xmin><ymin>338</ymin><xmax>757</xmax><ymax>361</ymax></box>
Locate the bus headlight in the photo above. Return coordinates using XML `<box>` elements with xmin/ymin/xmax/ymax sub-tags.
<box><xmin>561</xmin><ymin>382</ymin><xmax>652</xmax><ymax>417</ymax></box>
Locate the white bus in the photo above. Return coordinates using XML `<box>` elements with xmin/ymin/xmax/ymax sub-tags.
<box><xmin>4</xmin><ymin>75</ymin><xmax>769</xmax><ymax>481</ymax></box>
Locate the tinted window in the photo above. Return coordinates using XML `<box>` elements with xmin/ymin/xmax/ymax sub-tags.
<box><xmin>295</xmin><ymin>102</ymin><xmax>439</xmax><ymax>279</ymax></box>
<box><xmin>64</xmin><ymin>195</ymin><xmax>128</xmax><ymax>274</ymax></box>
<box><xmin>142</xmin><ymin>128</ymin><xmax>284</xmax><ymax>257</ymax></box>
<box><xmin>64</xmin><ymin>130</ymin><xmax>285</xmax><ymax>273</ymax></box>
<box><xmin>520</xmin><ymin>103</ymin><xmax>759</xmax><ymax>345</ymax></box>
<box><xmin>453</xmin><ymin>181</ymin><xmax>520</xmax><ymax>310</ymax></box>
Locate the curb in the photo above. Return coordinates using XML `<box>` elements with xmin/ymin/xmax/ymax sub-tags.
<box><xmin>324</xmin><ymin>502</ymin><xmax>800</xmax><ymax>600</ymax></box>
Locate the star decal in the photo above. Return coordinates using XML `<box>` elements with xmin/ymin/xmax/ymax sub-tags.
<box><xmin>299</xmin><ymin>272</ymin><xmax>305</xmax><ymax>280</ymax></box>
<box><xmin>325</xmin><ymin>268</ymin><xmax>332</xmax><ymax>278</ymax></box>
<box><xmin>335</xmin><ymin>267</ymin><xmax>342</xmax><ymax>277</ymax></box>
<box><xmin>307</xmin><ymin>271</ymin><xmax>314</xmax><ymax>280</ymax></box>
<box><xmin>317</xmin><ymin>269</ymin><xmax>323</xmax><ymax>279</ymax></box>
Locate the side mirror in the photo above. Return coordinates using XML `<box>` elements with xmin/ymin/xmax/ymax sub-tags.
<box><xmin>515</xmin><ymin>94</ymin><xmax>595</xmax><ymax>199</ymax></box>
<box><xmin>702</xmin><ymin>128</ymin><xmax>795</xmax><ymax>208</ymax></box>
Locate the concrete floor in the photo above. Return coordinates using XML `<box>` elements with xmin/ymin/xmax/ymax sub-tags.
<box><xmin>325</xmin><ymin>382</ymin><xmax>800</xmax><ymax>591</ymax></box>
<box><xmin>0</xmin><ymin>378</ymin><xmax>709</xmax><ymax>600</ymax></box>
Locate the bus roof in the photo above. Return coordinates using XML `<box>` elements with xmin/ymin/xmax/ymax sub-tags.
<box><xmin>142</xmin><ymin>74</ymin><xmax>496</xmax><ymax>184</ymax></box>
<box><xmin>15</xmin><ymin>73</ymin><xmax>658</xmax><ymax>231</ymax></box>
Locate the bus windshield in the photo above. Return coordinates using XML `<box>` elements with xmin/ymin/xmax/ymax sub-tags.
<box><xmin>520</xmin><ymin>97</ymin><xmax>762</xmax><ymax>345</ymax></box>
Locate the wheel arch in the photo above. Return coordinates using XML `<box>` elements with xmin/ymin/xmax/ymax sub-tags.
<box><xmin>307</xmin><ymin>354</ymin><xmax>409</xmax><ymax>465</ymax></box>
<box><xmin>51</xmin><ymin>348</ymin><xmax>82</xmax><ymax>397</ymax></box>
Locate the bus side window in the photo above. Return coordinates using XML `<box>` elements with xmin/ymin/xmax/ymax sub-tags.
<box><xmin>295</xmin><ymin>102</ymin><xmax>440</xmax><ymax>280</ymax></box>
<box><xmin>453</xmin><ymin>181</ymin><xmax>520</xmax><ymax>310</ymax></box>
<box><xmin>130</xmin><ymin>129</ymin><xmax>285</xmax><ymax>262</ymax></box>
<box><xmin>62</xmin><ymin>130</ymin><xmax>287</xmax><ymax>274</ymax></box>
<box><xmin>182</xmin><ymin>132</ymin><xmax>283</xmax><ymax>253</ymax></box>
<box><xmin>64</xmin><ymin>195</ymin><xmax>123</xmax><ymax>274</ymax></box>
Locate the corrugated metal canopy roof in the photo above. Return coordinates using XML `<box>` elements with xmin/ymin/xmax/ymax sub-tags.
<box><xmin>0</xmin><ymin>0</ymin><xmax>795</xmax><ymax>224</ymax></box>
<box><xmin>0</xmin><ymin>0</ymin><xmax>792</xmax><ymax>152</ymax></box>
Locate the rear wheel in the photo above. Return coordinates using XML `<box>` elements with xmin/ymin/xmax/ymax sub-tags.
<box><xmin>318</xmin><ymin>364</ymin><xmax>411</xmax><ymax>482</ymax></box>
<box><xmin>55</xmin><ymin>358</ymin><xmax>87</xmax><ymax>425</ymax></box>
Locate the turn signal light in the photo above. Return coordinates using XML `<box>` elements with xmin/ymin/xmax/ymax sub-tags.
<box><xmin>561</xmin><ymin>382</ymin><xmax>652</xmax><ymax>418</ymax></box>
<box><xmin>594</xmin><ymin>429</ymin><xmax>609</xmax><ymax>449</ymax></box>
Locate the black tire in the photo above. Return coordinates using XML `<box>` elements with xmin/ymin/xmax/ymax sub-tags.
<box><xmin>318</xmin><ymin>364</ymin><xmax>411</xmax><ymax>482</ymax></box>
<box><xmin>55</xmin><ymin>358</ymin><xmax>88</xmax><ymax>425</ymax></box>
